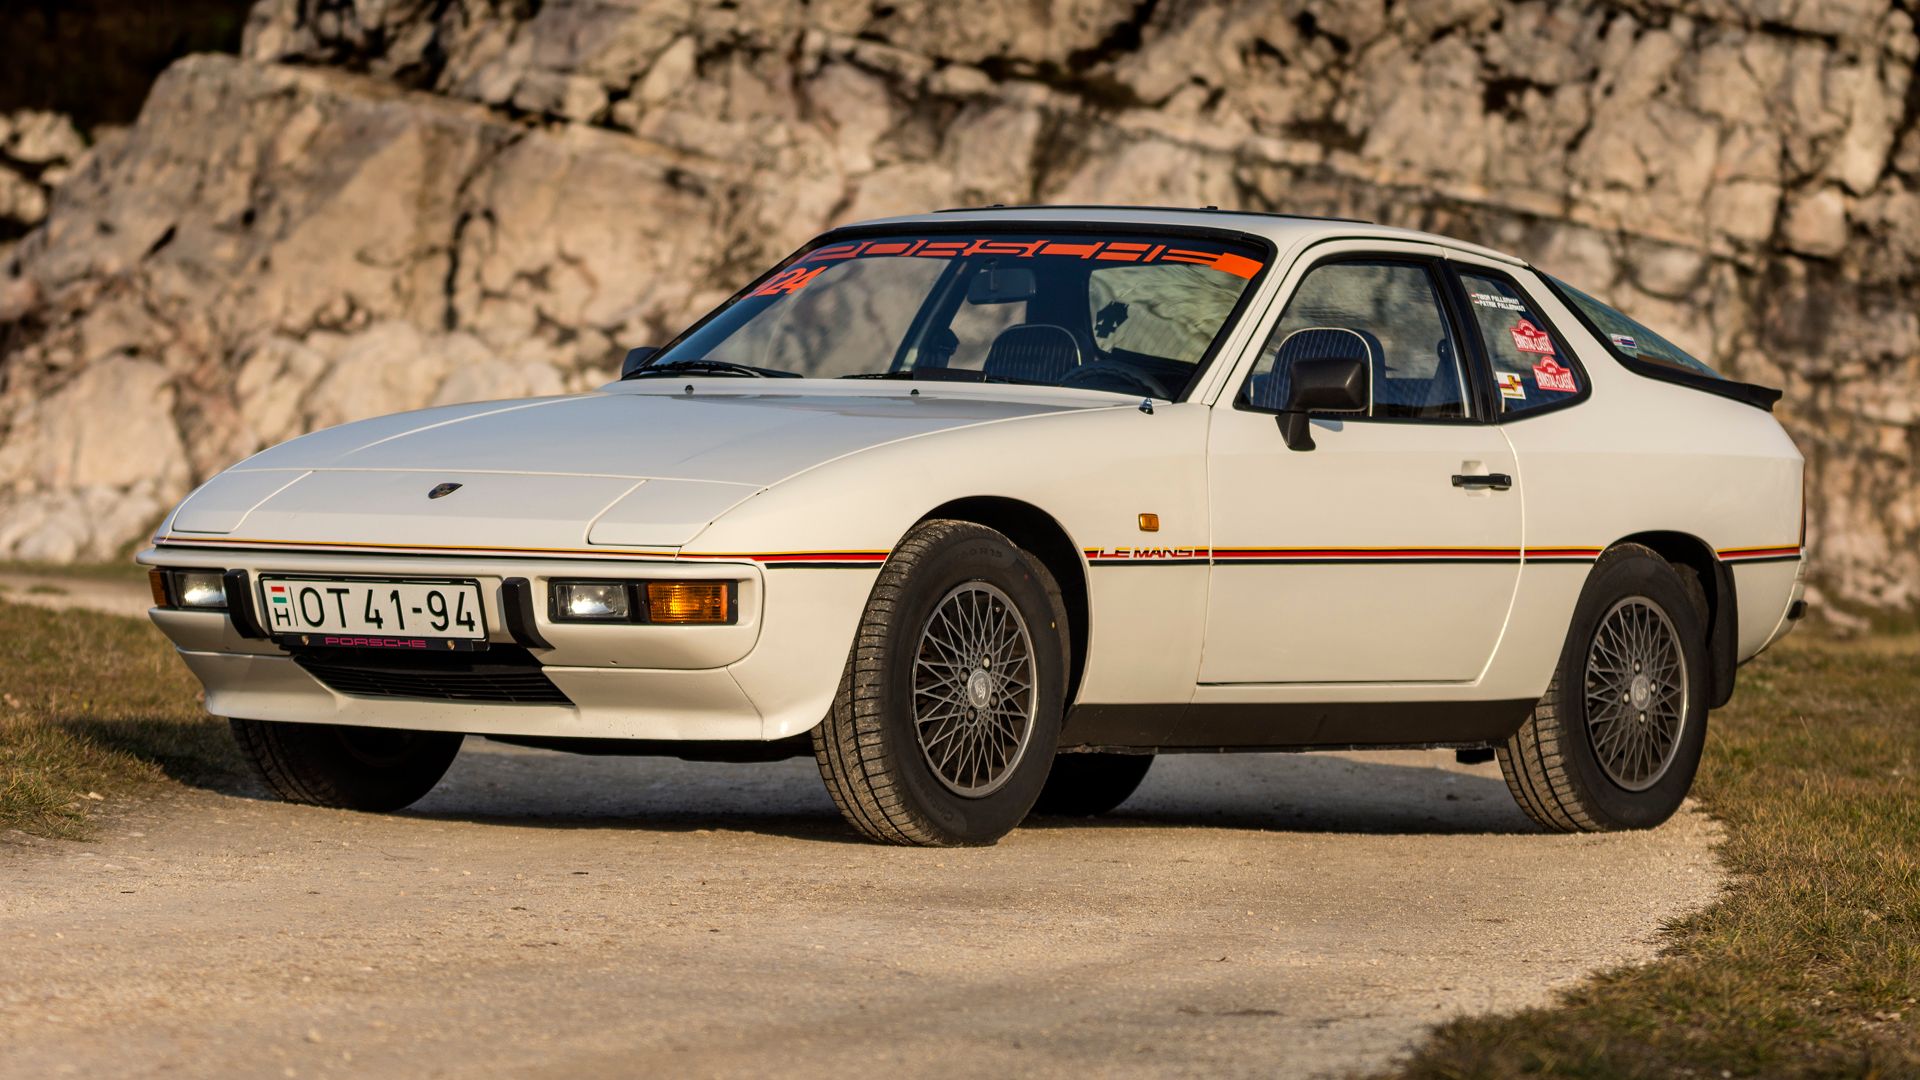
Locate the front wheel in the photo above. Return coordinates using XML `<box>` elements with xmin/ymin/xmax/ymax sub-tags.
<box><xmin>811</xmin><ymin>520</ymin><xmax>1070</xmax><ymax>846</ymax></box>
<box><xmin>230</xmin><ymin>718</ymin><xmax>463</xmax><ymax>812</ymax></box>
<box><xmin>1498</xmin><ymin>544</ymin><xmax>1709</xmax><ymax>832</ymax></box>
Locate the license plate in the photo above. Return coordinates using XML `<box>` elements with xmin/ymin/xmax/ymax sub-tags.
<box><xmin>258</xmin><ymin>576</ymin><xmax>486</xmax><ymax>646</ymax></box>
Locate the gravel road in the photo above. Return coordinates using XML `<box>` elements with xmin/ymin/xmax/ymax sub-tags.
<box><xmin>2</xmin><ymin>736</ymin><xmax>1723</xmax><ymax>1079</ymax></box>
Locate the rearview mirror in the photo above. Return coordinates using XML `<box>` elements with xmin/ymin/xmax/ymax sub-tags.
<box><xmin>966</xmin><ymin>265</ymin><xmax>1037</xmax><ymax>305</ymax></box>
<box><xmin>620</xmin><ymin>346</ymin><xmax>659</xmax><ymax>378</ymax></box>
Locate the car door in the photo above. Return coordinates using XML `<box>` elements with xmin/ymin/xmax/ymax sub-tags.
<box><xmin>1200</xmin><ymin>250</ymin><xmax>1523</xmax><ymax>684</ymax></box>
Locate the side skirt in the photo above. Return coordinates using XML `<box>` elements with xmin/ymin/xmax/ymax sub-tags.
<box><xmin>1059</xmin><ymin>699</ymin><xmax>1536</xmax><ymax>753</ymax></box>
<box><xmin>485</xmin><ymin>734</ymin><xmax>814</xmax><ymax>762</ymax></box>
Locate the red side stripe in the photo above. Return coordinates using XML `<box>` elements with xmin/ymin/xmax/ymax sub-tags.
<box><xmin>1717</xmin><ymin>545</ymin><xmax>1802</xmax><ymax>560</ymax></box>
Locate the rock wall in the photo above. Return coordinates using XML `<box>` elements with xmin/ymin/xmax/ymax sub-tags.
<box><xmin>0</xmin><ymin>0</ymin><xmax>1915</xmax><ymax>621</ymax></box>
<box><xmin>0</xmin><ymin>111</ymin><xmax>88</xmax><ymax>251</ymax></box>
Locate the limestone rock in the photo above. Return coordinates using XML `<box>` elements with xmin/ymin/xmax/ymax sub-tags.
<box><xmin>0</xmin><ymin>109</ymin><xmax>88</xmax><ymax>239</ymax></box>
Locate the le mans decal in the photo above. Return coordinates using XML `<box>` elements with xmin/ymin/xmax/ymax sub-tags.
<box><xmin>1085</xmin><ymin>546</ymin><xmax>1207</xmax><ymax>564</ymax></box>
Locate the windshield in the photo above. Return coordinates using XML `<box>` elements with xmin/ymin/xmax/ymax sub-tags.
<box><xmin>637</xmin><ymin>231</ymin><xmax>1269</xmax><ymax>399</ymax></box>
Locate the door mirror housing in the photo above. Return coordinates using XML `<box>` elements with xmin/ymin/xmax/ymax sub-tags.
<box><xmin>1284</xmin><ymin>354</ymin><xmax>1370</xmax><ymax>414</ymax></box>
<box><xmin>1272</xmin><ymin>329</ymin><xmax>1371</xmax><ymax>451</ymax></box>
<box><xmin>620</xmin><ymin>346</ymin><xmax>660</xmax><ymax>378</ymax></box>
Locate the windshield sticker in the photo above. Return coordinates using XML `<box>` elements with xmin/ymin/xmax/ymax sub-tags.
<box><xmin>1496</xmin><ymin>371</ymin><xmax>1528</xmax><ymax>400</ymax></box>
<box><xmin>1470</xmin><ymin>292</ymin><xmax>1526</xmax><ymax>312</ymax></box>
<box><xmin>1509</xmin><ymin>319</ymin><xmax>1556</xmax><ymax>355</ymax></box>
<box><xmin>750</xmin><ymin>266</ymin><xmax>826</xmax><ymax>297</ymax></box>
<box><xmin>1533</xmin><ymin>358</ymin><xmax>1579</xmax><ymax>393</ymax></box>
<box><xmin>796</xmin><ymin>238</ymin><xmax>1264</xmax><ymax>279</ymax></box>
<box><xmin>1609</xmin><ymin>333</ymin><xmax>1639</xmax><ymax>352</ymax></box>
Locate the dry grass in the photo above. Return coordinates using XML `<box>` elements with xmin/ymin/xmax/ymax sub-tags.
<box><xmin>0</xmin><ymin>598</ymin><xmax>243</xmax><ymax>839</ymax></box>
<box><xmin>1384</xmin><ymin>636</ymin><xmax>1920</xmax><ymax>1078</ymax></box>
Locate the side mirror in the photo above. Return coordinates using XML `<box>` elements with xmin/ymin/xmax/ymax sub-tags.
<box><xmin>620</xmin><ymin>346</ymin><xmax>659</xmax><ymax>378</ymax></box>
<box><xmin>1278</xmin><ymin>355</ymin><xmax>1369</xmax><ymax>451</ymax></box>
<box><xmin>1256</xmin><ymin>328</ymin><xmax>1372</xmax><ymax>452</ymax></box>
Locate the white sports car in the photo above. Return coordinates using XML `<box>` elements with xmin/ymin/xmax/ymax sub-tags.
<box><xmin>140</xmin><ymin>206</ymin><xmax>1806</xmax><ymax>845</ymax></box>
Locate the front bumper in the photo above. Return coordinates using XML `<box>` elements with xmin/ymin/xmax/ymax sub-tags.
<box><xmin>140</xmin><ymin>545</ymin><xmax>875</xmax><ymax>741</ymax></box>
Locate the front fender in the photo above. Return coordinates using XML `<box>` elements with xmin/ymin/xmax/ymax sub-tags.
<box><xmin>693</xmin><ymin>401</ymin><xmax>1213</xmax><ymax>733</ymax></box>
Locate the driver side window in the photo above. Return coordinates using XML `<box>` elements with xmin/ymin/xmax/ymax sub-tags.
<box><xmin>1243</xmin><ymin>260</ymin><xmax>1467</xmax><ymax>420</ymax></box>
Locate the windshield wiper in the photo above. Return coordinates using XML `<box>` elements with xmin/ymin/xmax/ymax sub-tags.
<box><xmin>838</xmin><ymin>371</ymin><xmax>914</xmax><ymax>379</ymax></box>
<box><xmin>626</xmin><ymin>359</ymin><xmax>800</xmax><ymax>379</ymax></box>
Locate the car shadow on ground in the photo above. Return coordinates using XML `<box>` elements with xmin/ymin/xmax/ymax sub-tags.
<box><xmin>354</xmin><ymin>740</ymin><xmax>1544</xmax><ymax>842</ymax></box>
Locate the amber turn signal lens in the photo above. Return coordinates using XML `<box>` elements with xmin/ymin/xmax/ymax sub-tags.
<box><xmin>645</xmin><ymin>581</ymin><xmax>730</xmax><ymax>624</ymax></box>
<box><xmin>148</xmin><ymin>568</ymin><xmax>170</xmax><ymax>607</ymax></box>
<box><xmin>1137</xmin><ymin>513</ymin><xmax>1160</xmax><ymax>533</ymax></box>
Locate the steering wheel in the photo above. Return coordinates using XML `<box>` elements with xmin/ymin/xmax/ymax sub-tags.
<box><xmin>1058</xmin><ymin>362</ymin><xmax>1173</xmax><ymax>400</ymax></box>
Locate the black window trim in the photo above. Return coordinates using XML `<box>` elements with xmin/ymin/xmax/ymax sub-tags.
<box><xmin>1446</xmin><ymin>262</ymin><xmax>1593</xmax><ymax>423</ymax></box>
<box><xmin>1231</xmin><ymin>252</ymin><xmax>1487</xmax><ymax>427</ymax></box>
<box><xmin>1538</xmin><ymin>274</ymin><xmax>1783</xmax><ymax>412</ymax></box>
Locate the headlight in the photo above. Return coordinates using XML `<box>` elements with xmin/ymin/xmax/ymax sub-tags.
<box><xmin>553</xmin><ymin>581</ymin><xmax>633</xmax><ymax>621</ymax></box>
<box><xmin>547</xmin><ymin>580</ymin><xmax>736</xmax><ymax>624</ymax></box>
<box><xmin>160</xmin><ymin>569</ymin><xmax>228</xmax><ymax>610</ymax></box>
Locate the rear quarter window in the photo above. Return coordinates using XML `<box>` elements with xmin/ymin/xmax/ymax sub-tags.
<box><xmin>1550</xmin><ymin>277</ymin><xmax>1722</xmax><ymax>380</ymax></box>
<box><xmin>1455</xmin><ymin>270</ymin><xmax>1585</xmax><ymax>416</ymax></box>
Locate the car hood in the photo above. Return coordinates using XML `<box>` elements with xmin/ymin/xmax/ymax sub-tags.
<box><xmin>163</xmin><ymin>385</ymin><xmax>1105</xmax><ymax>551</ymax></box>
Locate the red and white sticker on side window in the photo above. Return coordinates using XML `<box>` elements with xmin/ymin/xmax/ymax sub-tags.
<box><xmin>1509</xmin><ymin>319</ymin><xmax>1555</xmax><ymax>355</ymax></box>
<box><xmin>1533</xmin><ymin>358</ymin><xmax>1579</xmax><ymax>393</ymax></box>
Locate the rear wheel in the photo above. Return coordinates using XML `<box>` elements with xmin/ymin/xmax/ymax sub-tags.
<box><xmin>811</xmin><ymin>520</ymin><xmax>1069</xmax><ymax>846</ymax></box>
<box><xmin>1498</xmin><ymin>544</ymin><xmax>1708</xmax><ymax>831</ymax></box>
<box><xmin>230</xmin><ymin>718</ymin><xmax>463</xmax><ymax>812</ymax></box>
<box><xmin>1033</xmin><ymin>753</ymin><xmax>1154</xmax><ymax>817</ymax></box>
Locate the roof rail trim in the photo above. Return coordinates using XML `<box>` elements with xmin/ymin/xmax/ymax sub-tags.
<box><xmin>932</xmin><ymin>203</ymin><xmax>1373</xmax><ymax>225</ymax></box>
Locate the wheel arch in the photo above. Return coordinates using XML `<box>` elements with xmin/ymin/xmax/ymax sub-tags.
<box><xmin>1604</xmin><ymin>530</ymin><xmax>1738</xmax><ymax>709</ymax></box>
<box><xmin>918</xmin><ymin>496</ymin><xmax>1090</xmax><ymax>706</ymax></box>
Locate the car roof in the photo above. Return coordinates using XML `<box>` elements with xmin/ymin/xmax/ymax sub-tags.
<box><xmin>847</xmin><ymin>204</ymin><xmax>1529</xmax><ymax>268</ymax></box>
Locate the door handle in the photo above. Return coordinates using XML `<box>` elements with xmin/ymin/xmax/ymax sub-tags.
<box><xmin>1451</xmin><ymin>473</ymin><xmax>1513</xmax><ymax>491</ymax></box>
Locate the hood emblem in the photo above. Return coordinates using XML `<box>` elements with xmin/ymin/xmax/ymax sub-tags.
<box><xmin>427</xmin><ymin>482</ymin><xmax>463</xmax><ymax>500</ymax></box>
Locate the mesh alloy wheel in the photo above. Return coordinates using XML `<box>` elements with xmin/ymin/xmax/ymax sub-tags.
<box><xmin>911</xmin><ymin>581</ymin><xmax>1038</xmax><ymax>798</ymax></box>
<box><xmin>1583</xmin><ymin>596</ymin><xmax>1689</xmax><ymax>792</ymax></box>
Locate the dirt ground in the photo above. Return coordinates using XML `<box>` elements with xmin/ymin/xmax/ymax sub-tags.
<box><xmin>1</xmin><ymin>738</ymin><xmax>1723</xmax><ymax>1079</ymax></box>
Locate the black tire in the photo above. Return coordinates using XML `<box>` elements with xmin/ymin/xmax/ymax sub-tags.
<box><xmin>1033</xmin><ymin>753</ymin><xmax>1154</xmax><ymax>817</ymax></box>
<box><xmin>810</xmin><ymin>519</ymin><xmax>1070</xmax><ymax>846</ymax></box>
<box><xmin>230</xmin><ymin>718</ymin><xmax>463</xmax><ymax>812</ymax></box>
<box><xmin>1498</xmin><ymin>543</ymin><xmax>1710</xmax><ymax>832</ymax></box>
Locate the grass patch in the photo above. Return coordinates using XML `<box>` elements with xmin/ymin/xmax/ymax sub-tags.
<box><xmin>1385</xmin><ymin>637</ymin><xmax>1920</xmax><ymax>1078</ymax></box>
<box><xmin>0</xmin><ymin>599</ymin><xmax>244</xmax><ymax>839</ymax></box>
